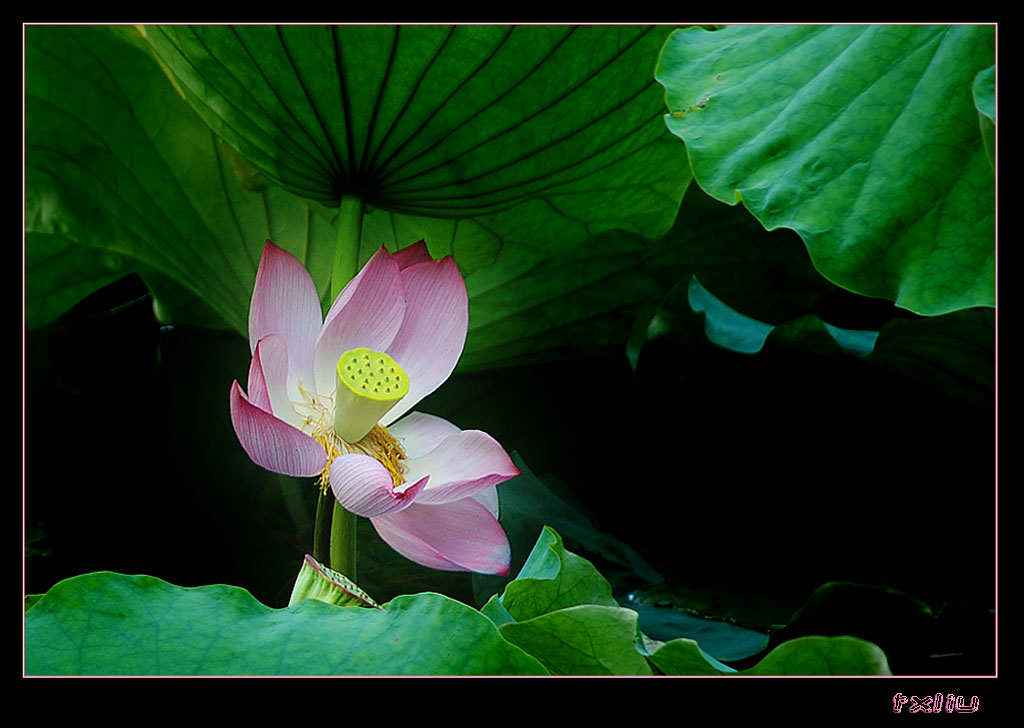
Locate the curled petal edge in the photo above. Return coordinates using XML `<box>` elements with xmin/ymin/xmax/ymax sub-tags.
<box><xmin>405</xmin><ymin>429</ymin><xmax>520</xmax><ymax>506</ymax></box>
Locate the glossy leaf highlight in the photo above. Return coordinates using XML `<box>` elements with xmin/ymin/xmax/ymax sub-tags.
<box><xmin>657</xmin><ymin>24</ymin><xmax>995</xmax><ymax>315</ymax></box>
<box><xmin>25</xmin><ymin>572</ymin><xmax>545</xmax><ymax>676</ymax></box>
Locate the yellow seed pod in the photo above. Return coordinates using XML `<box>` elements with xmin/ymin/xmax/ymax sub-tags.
<box><xmin>334</xmin><ymin>348</ymin><xmax>409</xmax><ymax>443</ymax></box>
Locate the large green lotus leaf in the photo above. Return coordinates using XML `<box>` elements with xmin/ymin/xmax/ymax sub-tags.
<box><xmin>141</xmin><ymin>25</ymin><xmax>688</xmax><ymax>241</ymax></box>
<box><xmin>25</xmin><ymin>25</ymin><xmax>337</xmax><ymax>333</ymax></box>
<box><xmin>24</xmin><ymin>572</ymin><xmax>547</xmax><ymax>676</ymax></box>
<box><xmin>26</xmin><ymin>25</ymin><xmax>697</xmax><ymax>372</ymax></box>
<box><xmin>23</xmin><ymin>233</ymin><xmax>128</xmax><ymax>330</ymax></box>
<box><xmin>657</xmin><ymin>25</ymin><xmax>995</xmax><ymax>315</ymax></box>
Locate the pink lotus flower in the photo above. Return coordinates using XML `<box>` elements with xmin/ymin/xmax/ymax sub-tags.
<box><xmin>230</xmin><ymin>240</ymin><xmax>518</xmax><ymax>575</ymax></box>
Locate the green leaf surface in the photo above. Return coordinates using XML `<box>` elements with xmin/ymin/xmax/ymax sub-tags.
<box><xmin>645</xmin><ymin>637</ymin><xmax>736</xmax><ymax>675</ymax></box>
<box><xmin>627</xmin><ymin>600</ymin><xmax>769</xmax><ymax>663</ymax></box>
<box><xmin>865</xmin><ymin>307</ymin><xmax>994</xmax><ymax>410</ymax></box>
<box><xmin>647</xmin><ymin>635</ymin><xmax>891</xmax><ymax>675</ymax></box>
<box><xmin>23</xmin><ymin>233</ymin><xmax>130</xmax><ymax>330</ymax></box>
<box><xmin>142</xmin><ymin>25</ymin><xmax>688</xmax><ymax>239</ymax></box>
<box><xmin>686</xmin><ymin>275</ymin><xmax>776</xmax><ymax>354</ymax></box>
<box><xmin>657</xmin><ymin>24</ymin><xmax>995</xmax><ymax>315</ymax></box>
<box><xmin>463</xmin><ymin>180</ymin><xmax>838</xmax><ymax>371</ymax></box>
<box><xmin>26</xmin><ymin>24</ymin><xmax>699</xmax><ymax>373</ymax></box>
<box><xmin>480</xmin><ymin>527</ymin><xmax>653</xmax><ymax>675</ymax></box>
<box><xmin>359</xmin><ymin>207</ymin><xmax>704</xmax><ymax>370</ymax></box>
<box><xmin>648</xmin><ymin>275</ymin><xmax>882</xmax><ymax>359</ymax></box>
<box><xmin>138</xmin><ymin>24</ymin><xmax>694</xmax><ymax>366</ymax></box>
<box><xmin>762</xmin><ymin>582</ymin><xmax>935</xmax><ymax>667</ymax></box>
<box><xmin>641</xmin><ymin>264</ymin><xmax>993</xmax><ymax>413</ymax></box>
<box><xmin>740</xmin><ymin>635</ymin><xmax>891</xmax><ymax>676</ymax></box>
<box><xmin>472</xmin><ymin>455</ymin><xmax>663</xmax><ymax>606</ymax></box>
<box><xmin>24</xmin><ymin>572</ymin><xmax>547</xmax><ymax>676</ymax></box>
<box><xmin>973</xmin><ymin>65</ymin><xmax>995</xmax><ymax>121</ymax></box>
<box><xmin>483</xmin><ymin>528</ymin><xmax>891</xmax><ymax>675</ymax></box>
<box><xmin>25</xmin><ymin>25</ymin><xmax>338</xmax><ymax>332</ymax></box>
<box><xmin>498</xmin><ymin>605</ymin><xmax>653</xmax><ymax>675</ymax></box>
<box><xmin>499</xmin><ymin>526</ymin><xmax>620</xmax><ymax>623</ymax></box>
<box><xmin>973</xmin><ymin>65</ymin><xmax>995</xmax><ymax>170</ymax></box>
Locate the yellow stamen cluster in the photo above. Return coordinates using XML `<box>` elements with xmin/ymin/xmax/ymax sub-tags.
<box><xmin>356</xmin><ymin>425</ymin><xmax>407</xmax><ymax>489</ymax></box>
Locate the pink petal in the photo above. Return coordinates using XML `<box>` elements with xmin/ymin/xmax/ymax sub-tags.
<box><xmin>371</xmin><ymin>499</ymin><xmax>511</xmax><ymax>575</ymax></box>
<box><xmin>382</xmin><ymin>256</ymin><xmax>468</xmax><ymax>425</ymax></box>
<box><xmin>229</xmin><ymin>380</ymin><xmax>326</xmax><ymax>477</ymax></box>
<box><xmin>390</xmin><ymin>240</ymin><xmax>432</xmax><ymax>270</ymax></box>
<box><xmin>248</xmin><ymin>334</ymin><xmax>297</xmax><ymax>424</ymax></box>
<box><xmin>473</xmin><ymin>486</ymin><xmax>500</xmax><ymax>518</ymax></box>
<box><xmin>313</xmin><ymin>247</ymin><xmax>406</xmax><ymax>395</ymax></box>
<box><xmin>401</xmin><ymin>429</ymin><xmax>519</xmax><ymax>506</ymax></box>
<box><xmin>329</xmin><ymin>453</ymin><xmax>428</xmax><ymax>518</ymax></box>
<box><xmin>246</xmin><ymin>344</ymin><xmax>272</xmax><ymax>412</ymax></box>
<box><xmin>386</xmin><ymin>412</ymin><xmax>462</xmax><ymax>459</ymax></box>
<box><xmin>248</xmin><ymin>241</ymin><xmax>321</xmax><ymax>385</ymax></box>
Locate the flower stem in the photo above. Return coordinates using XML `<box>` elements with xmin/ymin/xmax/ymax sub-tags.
<box><xmin>329</xmin><ymin>501</ymin><xmax>358</xmax><ymax>580</ymax></box>
<box><xmin>326</xmin><ymin>194</ymin><xmax>365</xmax><ymax>580</ymax></box>
<box><xmin>331</xmin><ymin>195</ymin><xmax>366</xmax><ymax>302</ymax></box>
<box><xmin>312</xmin><ymin>491</ymin><xmax>332</xmax><ymax>565</ymax></box>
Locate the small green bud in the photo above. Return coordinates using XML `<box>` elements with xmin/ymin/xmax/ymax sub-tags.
<box><xmin>288</xmin><ymin>554</ymin><xmax>381</xmax><ymax>609</ymax></box>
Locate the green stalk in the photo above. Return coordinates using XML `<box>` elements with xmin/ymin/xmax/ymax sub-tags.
<box><xmin>329</xmin><ymin>501</ymin><xmax>358</xmax><ymax>580</ymax></box>
<box><xmin>312</xmin><ymin>491</ymin><xmax>332</xmax><ymax>565</ymax></box>
<box><xmin>326</xmin><ymin>194</ymin><xmax>365</xmax><ymax>579</ymax></box>
<box><xmin>332</xmin><ymin>196</ymin><xmax>366</xmax><ymax>301</ymax></box>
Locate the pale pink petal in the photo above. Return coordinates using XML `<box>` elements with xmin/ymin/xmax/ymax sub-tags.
<box><xmin>319</xmin><ymin>247</ymin><xmax>380</xmax><ymax>325</ymax></box>
<box><xmin>313</xmin><ymin>247</ymin><xmax>406</xmax><ymax>395</ymax></box>
<box><xmin>402</xmin><ymin>428</ymin><xmax>519</xmax><ymax>505</ymax></box>
<box><xmin>473</xmin><ymin>486</ymin><xmax>500</xmax><ymax>518</ymax></box>
<box><xmin>248</xmin><ymin>241</ymin><xmax>321</xmax><ymax>385</ymax></box>
<box><xmin>391</xmin><ymin>240</ymin><xmax>432</xmax><ymax>270</ymax></box>
<box><xmin>371</xmin><ymin>499</ymin><xmax>511</xmax><ymax>575</ymax></box>
<box><xmin>387</xmin><ymin>412</ymin><xmax>462</xmax><ymax>459</ymax></box>
<box><xmin>328</xmin><ymin>453</ymin><xmax>428</xmax><ymax>518</ymax></box>
<box><xmin>382</xmin><ymin>256</ymin><xmax>468</xmax><ymax>425</ymax></box>
<box><xmin>247</xmin><ymin>334</ymin><xmax>301</xmax><ymax>425</ymax></box>
<box><xmin>246</xmin><ymin>344</ymin><xmax>272</xmax><ymax>412</ymax></box>
<box><xmin>229</xmin><ymin>380</ymin><xmax>326</xmax><ymax>477</ymax></box>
